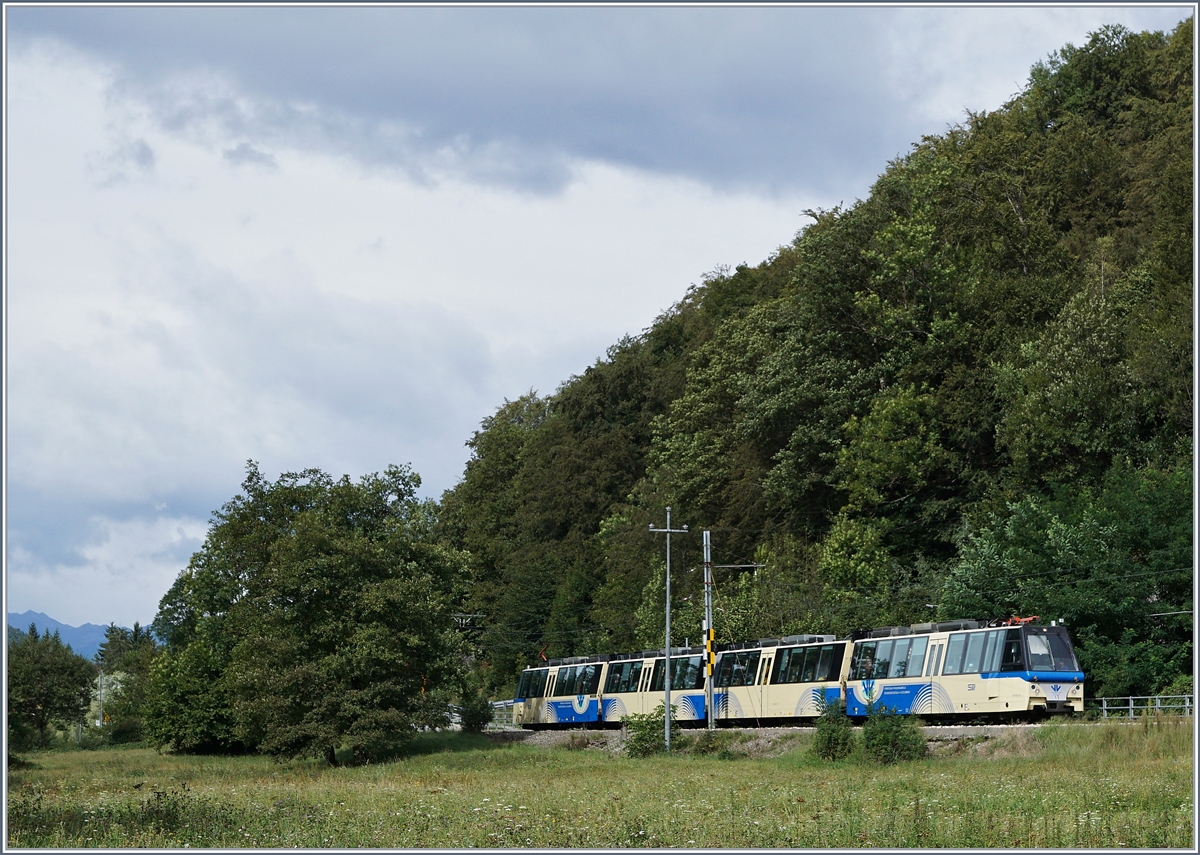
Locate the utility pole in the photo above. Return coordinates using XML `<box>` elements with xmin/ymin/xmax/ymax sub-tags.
<box><xmin>650</xmin><ymin>507</ymin><xmax>687</xmax><ymax>751</ymax></box>
<box><xmin>703</xmin><ymin>530</ymin><xmax>714</xmax><ymax>731</ymax></box>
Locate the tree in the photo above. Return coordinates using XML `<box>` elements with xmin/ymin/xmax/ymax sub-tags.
<box><xmin>145</xmin><ymin>462</ymin><xmax>469</xmax><ymax>763</ymax></box>
<box><xmin>8</xmin><ymin>626</ymin><xmax>97</xmax><ymax>749</ymax></box>
<box><xmin>94</xmin><ymin>622</ymin><xmax>161</xmax><ymax>742</ymax></box>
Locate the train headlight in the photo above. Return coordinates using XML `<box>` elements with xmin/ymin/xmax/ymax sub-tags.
<box><xmin>1069</xmin><ymin>684</ymin><xmax>1082</xmax><ymax>695</ymax></box>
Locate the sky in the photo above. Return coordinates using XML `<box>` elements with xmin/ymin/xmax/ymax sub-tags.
<box><xmin>4</xmin><ymin>3</ymin><xmax>1193</xmax><ymax>630</ymax></box>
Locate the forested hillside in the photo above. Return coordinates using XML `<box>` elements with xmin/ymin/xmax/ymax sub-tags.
<box><xmin>438</xmin><ymin>22</ymin><xmax>1193</xmax><ymax>699</ymax></box>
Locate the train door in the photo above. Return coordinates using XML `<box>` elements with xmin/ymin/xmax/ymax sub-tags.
<box><xmin>637</xmin><ymin>658</ymin><xmax>657</xmax><ymax>716</ymax></box>
<box><xmin>755</xmin><ymin>652</ymin><xmax>773</xmax><ymax>721</ymax></box>
<box><xmin>926</xmin><ymin>639</ymin><xmax>943</xmax><ymax>703</ymax></box>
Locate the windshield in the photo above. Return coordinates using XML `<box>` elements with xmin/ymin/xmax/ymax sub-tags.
<box><xmin>1023</xmin><ymin>627</ymin><xmax>1080</xmax><ymax>672</ymax></box>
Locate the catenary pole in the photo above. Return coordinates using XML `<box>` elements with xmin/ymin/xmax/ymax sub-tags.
<box><xmin>650</xmin><ymin>507</ymin><xmax>687</xmax><ymax>751</ymax></box>
<box><xmin>703</xmin><ymin>530</ymin><xmax>714</xmax><ymax>730</ymax></box>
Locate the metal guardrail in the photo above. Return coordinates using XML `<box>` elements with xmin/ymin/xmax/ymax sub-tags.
<box><xmin>1089</xmin><ymin>695</ymin><xmax>1193</xmax><ymax>718</ymax></box>
<box><xmin>487</xmin><ymin>699</ymin><xmax>516</xmax><ymax>730</ymax></box>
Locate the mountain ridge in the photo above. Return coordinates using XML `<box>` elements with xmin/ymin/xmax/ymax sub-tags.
<box><xmin>6</xmin><ymin>611</ymin><xmax>123</xmax><ymax>661</ymax></box>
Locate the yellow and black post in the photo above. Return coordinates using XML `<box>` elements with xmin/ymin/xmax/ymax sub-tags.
<box><xmin>703</xmin><ymin>530</ymin><xmax>715</xmax><ymax>730</ymax></box>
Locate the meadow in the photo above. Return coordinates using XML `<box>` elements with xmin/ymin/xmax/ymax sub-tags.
<box><xmin>7</xmin><ymin>717</ymin><xmax>1193</xmax><ymax>848</ymax></box>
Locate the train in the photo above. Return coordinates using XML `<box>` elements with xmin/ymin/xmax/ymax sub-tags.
<box><xmin>511</xmin><ymin>617</ymin><xmax>1084</xmax><ymax>728</ymax></box>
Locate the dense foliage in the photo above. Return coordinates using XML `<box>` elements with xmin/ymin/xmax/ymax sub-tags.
<box><xmin>440</xmin><ymin>22</ymin><xmax>1192</xmax><ymax>699</ymax></box>
<box><xmin>95</xmin><ymin>622</ymin><xmax>161</xmax><ymax>743</ymax></box>
<box><xmin>144</xmin><ymin>463</ymin><xmax>469</xmax><ymax>763</ymax></box>
<box><xmin>7</xmin><ymin>625</ymin><xmax>97</xmax><ymax>749</ymax></box>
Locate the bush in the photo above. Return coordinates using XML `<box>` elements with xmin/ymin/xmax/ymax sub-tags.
<box><xmin>458</xmin><ymin>687</ymin><xmax>494</xmax><ymax>734</ymax></box>
<box><xmin>811</xmin><ymin>698</ymin><xmax>856</xmax><ymax>761</ymax></box>
<box><xmin>859</xmin><ymin>706</ymin><xmax>927</xmax><ymax>764</ymax></box>
<box><xmin>623</xmin><ymin>703</ymin><xmax>677</xmax><ymax>758</ymax></box>
<box><xmin>106</xmin><ymin>718</ymin><xmax>144</xmax><ymax>744</ymax></box>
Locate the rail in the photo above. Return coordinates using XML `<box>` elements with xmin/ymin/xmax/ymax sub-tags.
<box><xmin>487</xmin><ymin>699</ymin><xmax>516</xmax><ymax>730</ymax></box>
<box><xmin>1088</xmin><ymin>695</ymin><xmax>1193</xmax><ymax>718</ymax></box>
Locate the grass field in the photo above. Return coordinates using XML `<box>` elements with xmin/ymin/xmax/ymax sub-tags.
<box><xmin>7</xmin><ymin>717</ymin><xmax>1194</xmax><ymax>848</ymax></box>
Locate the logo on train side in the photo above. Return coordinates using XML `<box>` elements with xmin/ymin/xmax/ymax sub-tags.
<box><xmin>573</xmin><ymin>694</ymin><xmax>589</xmax><ymax>715</ymax></box>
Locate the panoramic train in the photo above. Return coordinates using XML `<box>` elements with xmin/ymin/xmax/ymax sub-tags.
<box><xmin>511</xmin><ymin>617</ymin><xmax>1084</xmax><ymax>728</ymax></box>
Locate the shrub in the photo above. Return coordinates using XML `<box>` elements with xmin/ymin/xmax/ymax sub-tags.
<box><xmin>811</xmin><ymin>698</ymin><xmax>856</xmax><ymax>761</ymax></box>
<box><xmin>623</xmin><ymin>703</ymin><xmax>677</xmax><ymax>758</ymax></box>
<box><xmin>458</xmin><ymin>687</ymin><xmax>494</xmax><ymax>734</ymax></box>
<box><xmin>859</xmin><ymin>706</ymin><xmax>927</xmax><ymax>764</ymax></box>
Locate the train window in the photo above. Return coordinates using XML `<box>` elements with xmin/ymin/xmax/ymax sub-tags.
<box><xmin>1046</xmin><ymin>630</ymin><xmax>1080</xmax><ymax>671</ymax></box>
<box><xmin>796</xmin><ymin>648</ymin><xmax>815</xmax><ymax>682</ymax></box>
<box><xmin>850</xmin><ymin>641</ymin><xmax>875</xmax><ymax>680</ymax></box>
<box><xmin>1026</xmin><ymin>634</ymin><xmax>1053</xmax><ymax>669</ymax></box>
<box><xmin>555</xmin><ymin>664</ymin><xmax>601</xmax><ymax>696</ymax></box>
<box><xmin>555</xmin><ymin>666</ymin><xmax>575</xmax><ymax>696</ymax></box>
<box><xmin>714</xmin><ymin>650</ymin><xmax>761</xmax><ymax>687</ymax></box>
<box><xmin>981</xmin><ymin>630</ymin><xmax>1004</xmax><ymax>673</ymax></box>
<box><xmin>888</xmin><ymin>638</ymin><xmax>911</xmax><ymax>678</ymax></box>
<box><xmin>772</xmin><ymin>648</ymin><xmax>800</xmax><ymax>684</ymax></box>
<box><xmin>516</xmin><ymin>668</ymin><xmax>549</xmax><ymax>699</ymax></box>
<box><xmin>604</xmin><ymin>660</ymin><xmax>643</xmax><ymax>694</ymax></box>
<box><xmin>774</xmin><ymin>645</ymin><xmax>841</xmax><ymax>684</ymax></box>
<box><xmin>650</xmin><ymin>656</ymin><xmax>706</xmax><ymax>692</ymax></box>
<box><xmin>811</xmin><ymin>646</ymin><xmax>830</xmax><ymax>682</ymax></box>
<box><xmin>677</xmin><ymin>656</ymin><xmax>705</xmax><ymax>689</ymax></box>
<box><xmin>820</xmin><ymin>644</ymin><xmax>846</xmax><ymax>681</ymax></box>
<box><xmin>962</xmin><ymin>633</ymin><xmax>987</xmax><ymax>673</ymax></box>
<box><xmin>942</xmin><ymin>633</ymin><xmax>967</xmax><ymax>675</ymax></box>
<box><xmin>1024</xmin><ymin>629</ymin><xmax>1079</xmax><ymax>671</ymax></box>
<box><xmin>906</xmin><ymin>637</ymin><xmax>928</xmax><ymax>677</ymax></box>
<box><xmin>873</xmin><ymin>640</ymin><xmax>894</xmax><ymax>679</ymax></box>
<box><xmin>999</xmin><ymin>629</ymin><xmax>1024</xmax><ymax>671</ymax></box>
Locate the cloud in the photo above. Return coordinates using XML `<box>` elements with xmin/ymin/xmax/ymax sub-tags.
<box><xmin>6</xmin><ymin>40</ymin><xmax>819</xmax><ymax>625</ymax></box>
<box><xmin>8</xmin><ymin>6</ymin><xmax>1190</xmax><ymax>199</ymax></box>
<box><xmin>223</xmin><ymin>142</ymin><xmax>278</xmax><ymax>170</ymax></box>
<box><xmin>86</xmin><ymin>138</ymin><xmax>156</xmax><ymax>186</ymax></box>
<box><xmin>6</xmin><ymin>513</ymin><xmax>208</xmax><ymax>628</ymax></box>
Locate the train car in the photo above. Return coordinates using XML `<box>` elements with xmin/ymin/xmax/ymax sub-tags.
<box><xmin>599</xmin><ymin>648</ymin><xmax>708</xmax><ymax>724</ymax></box>
<box><xmin>711</xmin><ymin>635</ymin><xmax>847</xmax><ymax>725</ymax></box>
<box><xmin>843</xmin><ymin>619</ymin><xmax>1085</xmax><ymax>719</ymax></box>
<box><xmin>512</xmin><ymin>656</ymin><xmax>606</xmax><ymax>727</ymax></box>
<box><xmin>513</xmin><ymin>648</ymin><xmax>708</xmax><ymax>728</ymax></box>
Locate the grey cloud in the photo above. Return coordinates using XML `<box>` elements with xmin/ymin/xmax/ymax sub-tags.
<box><xmin>223</xmin><ymin>142</ymin><xmax>278</xmax><ymax>170</ymax></box>
<box><xmin>86</xmin><ymin>137</ymin><xmax>155</xmax><ymax>186</ymax></box>
<box><xmin>4</xmin><ymin>6</ymin><xmax>1012</xmax><ymax>197</ymax></box>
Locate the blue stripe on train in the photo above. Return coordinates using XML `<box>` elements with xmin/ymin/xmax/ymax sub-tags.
<box><xmin>547</xmin><ymin>697</ymin><xmax>600</xmax><ymax>723</ymax></box>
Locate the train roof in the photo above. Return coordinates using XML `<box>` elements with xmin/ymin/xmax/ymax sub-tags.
<box><xmin>520</xmin><ymin>619</ymin><xmax>1048</xmax><ymax>670</ymax></box>
<box><xmin>850</xmin><ymin>616</ymin><xmax>1044</xmax><ymax>640</ymax></box>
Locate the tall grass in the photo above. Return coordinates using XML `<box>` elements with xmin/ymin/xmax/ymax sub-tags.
<box><xmin>8</xmin><ymin>720</ymin><xmax>1193</xmax><ymax>847</ymax></box>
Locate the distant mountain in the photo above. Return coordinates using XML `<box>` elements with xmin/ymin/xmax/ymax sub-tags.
<box><xmin>6</xmin><ymin>611</ymin><xmax>117</xmax><ymax>661</ymax></box>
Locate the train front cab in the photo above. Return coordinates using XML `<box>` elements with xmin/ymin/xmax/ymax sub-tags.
<box><xmin>843</xmin><ymin>622</ymin><xmax>1085</xmax><ymax>719</ymax></box>
<box><xmin>512</xmin><ymin>660</ymin><xmax>603</xmax><ymax>727</ymax></box>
